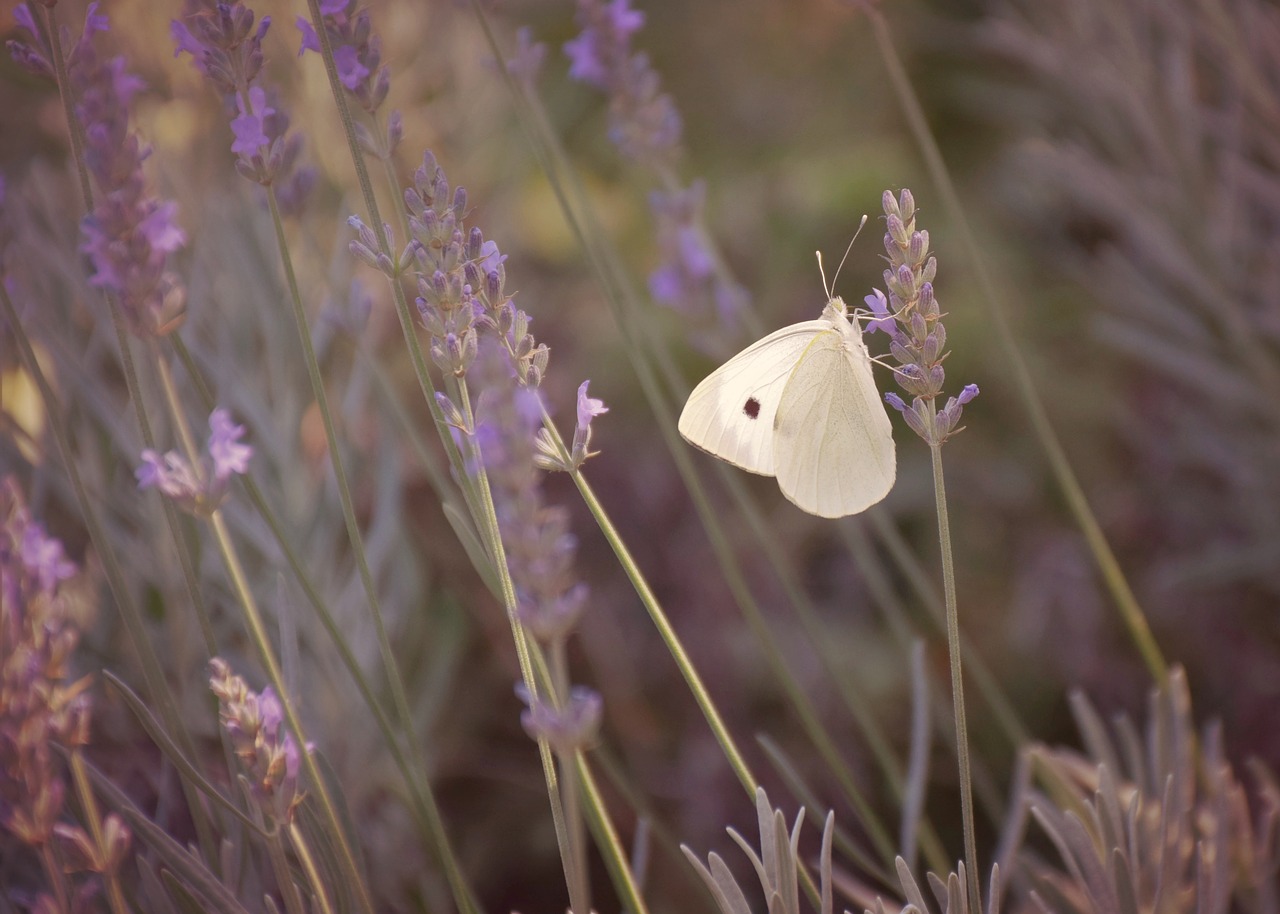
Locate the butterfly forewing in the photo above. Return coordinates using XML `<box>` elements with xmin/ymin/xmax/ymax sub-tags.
<box><xmin>773</xmin><ymin>328</ymin><xmax>896</xmax><ymax>517</ymax></box>
<box><xmin>677</xmin><ymin>320</ymin><xmax>828</xmax><ymax>475</ymax></box>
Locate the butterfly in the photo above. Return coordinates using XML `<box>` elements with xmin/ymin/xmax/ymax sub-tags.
<box><xmin>678</xmin><ymin>256</ymin><xmax>895</xmax><ymax>518</ymax></box>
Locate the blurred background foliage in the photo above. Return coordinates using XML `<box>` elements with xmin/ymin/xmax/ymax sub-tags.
<box><xmin>2</xmin><ymin>0</ymin><xmax>1278</xmax><ymax>910</ymax></box>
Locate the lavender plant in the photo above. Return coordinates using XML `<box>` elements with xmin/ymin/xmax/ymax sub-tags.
<box><xmin>4</xmin><ymin>1</ymin><xmax>1279</xmax><ymax>913</ymax></box>
<box><xmin>969</xmin><ymin>0</ymin><xmax>1280</xmax><ymax>753</ymax></box>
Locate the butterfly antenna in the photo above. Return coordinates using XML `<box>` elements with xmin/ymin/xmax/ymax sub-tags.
<box><xmin>817</xmin><ymin>215</ymin><xmax>869</xmax><ymax>300</ymax></box>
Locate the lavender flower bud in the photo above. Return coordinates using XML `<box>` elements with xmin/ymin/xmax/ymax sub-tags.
<box><xmin>881</xmin><ymin>188</ymin><xmax>900</xmax><ymax>219</ymax></box>
<box><xmin>386</xmin><ymin>109</ymin><xmax>403</xmax><ymax>154</ymax></box>
<box><xmin>886</xmin><ymin>213</ymin><xmax>909</xmax><ymax>248</ymax></box>
<box><xmin>922</xmin><ymin>325</ymin><xmax>946</xmax><ymax>365</ymax></box>
<box><xmin>519</xmin><ymin>684</ymin><xmax>603</xmax><ymax>755</ymax></box>
<box><xmin>434</xmin><ymin>392</ymin><xmax>466</xmax><ymax>432</ymax></box>
<box><xmin>918</xmin><ymin>282</ymin><xmax>937</xmax><ymax>318</ymax></box>
<box><xmin>908</xmin><ymin>230</ymin><xmax>928</xmax><ymax>267</ymax></box>
<box><xmin>467</xmin><ymin>227</ymin><xmax>484</xmax><ymax>262</ymax></box>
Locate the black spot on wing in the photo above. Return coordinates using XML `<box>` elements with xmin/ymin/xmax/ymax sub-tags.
<box><xmin>743</xmin><ymin>397</ymin><xmax>761</xmax><ymax>419</ymax></box>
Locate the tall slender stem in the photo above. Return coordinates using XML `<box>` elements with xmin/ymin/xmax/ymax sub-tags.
<box><xmin>927</xmin><ymin>410</ymin><xmax>980</xmax><ymax>914</ymax></box>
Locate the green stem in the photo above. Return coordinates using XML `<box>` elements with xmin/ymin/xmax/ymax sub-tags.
<box><xmin>68</xmin><ymin>752</ymin><xmax>128</xmax><ymax>914</ymax></box>
<box><xmin>38</xmin><ymin>843</ymin><xmax>72</xmax><ymax>914</ymax></box>
<box><xmin>260</xmin><ymin>181</ymin><xmax>418</xmax><ymax>811</ymax></box>
<box><xmin>266</xmin><ymin>827</ymin><xmax>308</xmax><ymax>914</ymax></box>
<box><xmin>169</xmin><ymin>343</ymin><xmax>481</xmax><ymax>914</ymax></box>
<box><xmin>454</xmin><ymin>375</ymin><xmax>590</xmax><ymax>914</ymax></box>
<box><xmin>290</xmin><ymin>822</ymin><xmax>337</xmax><ymax>914</ymax></box>
<box><xmin>927</xmin><ymin>419</ymin><xmax>980</xmax><ymax>914</ymax></box>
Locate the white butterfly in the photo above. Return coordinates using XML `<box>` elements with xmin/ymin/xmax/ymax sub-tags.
<box><xmin>677</xmin><ymin>294</ymin><xmax>896</xmax><ymax>518</ymax></box>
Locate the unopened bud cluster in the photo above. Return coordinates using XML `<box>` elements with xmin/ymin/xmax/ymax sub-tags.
<box><xmin>404</xmin><ymin>152</ymin><xmax>550</xmax><ymax>387</ymax></box>
<box><xmin>867</xmin><ymin>189</ymin><xmax>979</xmax><ymax>446</ymax></box>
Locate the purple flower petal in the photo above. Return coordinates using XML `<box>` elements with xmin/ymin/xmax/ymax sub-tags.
<box><xmin>564</xmin><ymin>33</ymin><xmax>606</xmax><ymax>86</ymax></box>
<box><xmin>296</xmin><ymin>17</ymin><xmax>320</xmax><ymax>55</ymax></box>
<box><xmin>575</xmin><ymin>380</ymin><xmax>608</xmax><ymax>432</ymax></box>
<box><xmin>83</xmin><ymin>2</ymin><xmax>109</xmax><ymax>37</ymax></box>
<box><xmin>230</xmin><ymin>86</ymin><xmax>272</xmax><ymax>155</ymax></box>
<box><xmin>606</xmin><ymin>0</ymin><xmax>644</xmax><ymax>37</ymax></box>
<box><xmin>21</xmin><ymin>523</ymin><xmax>77</xmax><ymax>595</ymax></box>
<box><xmin>14</xmin><ymin>4</ymin><xmax>37</xmax><ymax>36</ymax></box>
<box><xmin>208</xmin><ymin>409</ymin><xmax>251</xmax><ymax>479</ymax></box>
<box><xmin>138</xmin><ymin>201</ymin><xmax>186</xmax><ymax>253</ymax></box>
<box><xmin>170</xmin><ymin>20</ymin><xmax>203</xmax><ymax>60</ymax></box>
<box><xmin>333</xmin><ymin>44</ymin><xmax>368</xmax><ymax>90</ymax></box>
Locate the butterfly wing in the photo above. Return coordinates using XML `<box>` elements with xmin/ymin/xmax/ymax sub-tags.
<box><xmin>678</xmin><ymin>321</ymin><xmax>828</xmax><ymax>475</ymax></box>
<box><xmin>773</xmin><ymin>327</ymin><xmax>896</xmax><ymax>517</ymax></box>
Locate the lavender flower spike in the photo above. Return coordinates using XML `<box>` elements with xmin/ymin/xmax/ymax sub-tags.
<box><xmin>136</xmin><ymin>408</ymin><xmax>251</xmax><ymax>516</ymax></box>
<box><xmin>56</xmin><ymin>3</ymin><xmax>189</xmax><ymax>338</ymax></box>
<box><xmin>297</xmin><ymin>0</ymin><xmax>400</xmax><ymax>159</ymax></box>
<box><xmin>209</xmin><ymin>659</ymin><xmax>307</xmax><ymax>826</ymax></box>
<box><xmin>173</xmin><ymin>1</ymin><xmax>316</xmax><ymax>209</ymax></box>
<box><xmin>1</xmin><ymin>478</ymin><xmax>132</xmax><ymax>874</ymax></box>
<box><xmin>870</xmin><ymin>189</ymin><xmax>978</xmax><ymax>446</ymax></box>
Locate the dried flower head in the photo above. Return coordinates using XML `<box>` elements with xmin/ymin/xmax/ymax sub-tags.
<box><xmin>869</xmin><ymin>189</ymin><xmax>978</xmax><ymax>446</ymax></box>
<box><xmin>209</xmin><ymin>658</ymin><xmax>307</xmax><ymax>826</ymax></box>
<box><xmin>1</xmin><ymin>478</ymin><xmax>128</xmax><ymax>883</ymax></box>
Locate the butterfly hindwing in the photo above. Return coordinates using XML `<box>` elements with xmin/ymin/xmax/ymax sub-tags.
<box><xmin>773</xmin><ymin>326</ymin><xmax>896</xmax><ymax>517</ymax></box>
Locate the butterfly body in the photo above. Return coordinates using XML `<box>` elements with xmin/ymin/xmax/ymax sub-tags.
<box><xmin>678</xmin><ymin>297</ymin><xmax>895</xmax><ymax>518</ymax></box>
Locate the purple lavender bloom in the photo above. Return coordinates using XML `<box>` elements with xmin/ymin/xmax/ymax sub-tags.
<box><xmin>535</xmin><ymin>378</ymin><xmax>612</xmax><ymax>471</ymax></box>
<box><xmin>174</xmin><ymin>2</ymin><xmax>314</xmax><ymax>204</ymax></box>
<box><xmin>20</xmin><ymin>524</ymin><xmax>77</xmax><ymax>597</ymax></box>
<box><xmin>518</xmin><ymin>684</ymin><xmax>603</xmax><ymax>755</ymax></box>
<box><xmin>870</xmin><ymin>189</ymin><xmax>978</xmax><ymax>446</ymax></box>
<box><xmin>648</xmin><ymin>183</ymin><xmax>746</xmax><ymax>331</ymax></box>
<box><xmin>468</xmin><ymin>343</ymin><xmax>592</xmax><ymax>645</ymax></box>
<box><xmin>398</xmin><ymin>152</ymin><xmax>548</xmax><ymax>387</ymax></box>
<box><xmin>231</xmin><ymin>86</ymin><xmax>273</xmax><ymax>155</ymax></box>
<box><xmin>502</xmin><ymin>27</ymin><xmax>547</xmax><ymax>88</ymax></box>
<box><xmin>564</xmin><ymin>0</ymin><xmax>644</xmax><ymax>89</ymax></box>
<box><xmin>136</xmin><ymin>408</ymin><xmax>251</xmax><ymax>515</ymax></box>
<box><xmin>208</xmin><ymin>408</ymin><xmax>252</xmax><ymax>478</ymax></box>
<box><xmin>65</xmin><ymin>6</ymin><xmax>188</xmax><ymax>338</ymax></box>
<box><xmin>864</xmin><ymin>288</ymin><xmax>901</xmax><ymax>339</ymax></box>
<box><xmin>565</xmin><ymin>0</ymin><xmax>682</xmax><ymax>169</ymax></box>
<box><xmin>333</xmin><ymin>45</ymin><xmax>369</xmax><ymax>91</ymax></box>
<box><xmin>171</xmin><ymin>0</ymin><xmax>270</xmax><ymax>95</ymax></box>
<box><xmin>296</xmin><ymin>16</ymin><xmax>321</xmax><ymax>54</ymax></box>
<box><xmin>576</xmin><ymin>380</ymin><xmax>608</xmax><ymax>432</ymax></box>
<box><xmin>297</xmin><ymin>1</ymin><xmax>390</xmax><ymax>116</ymax></box>
<box><xmin>7</xmin><ymin>3</ymin><xmax>54</xmax><ymax>78</ymax></box>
